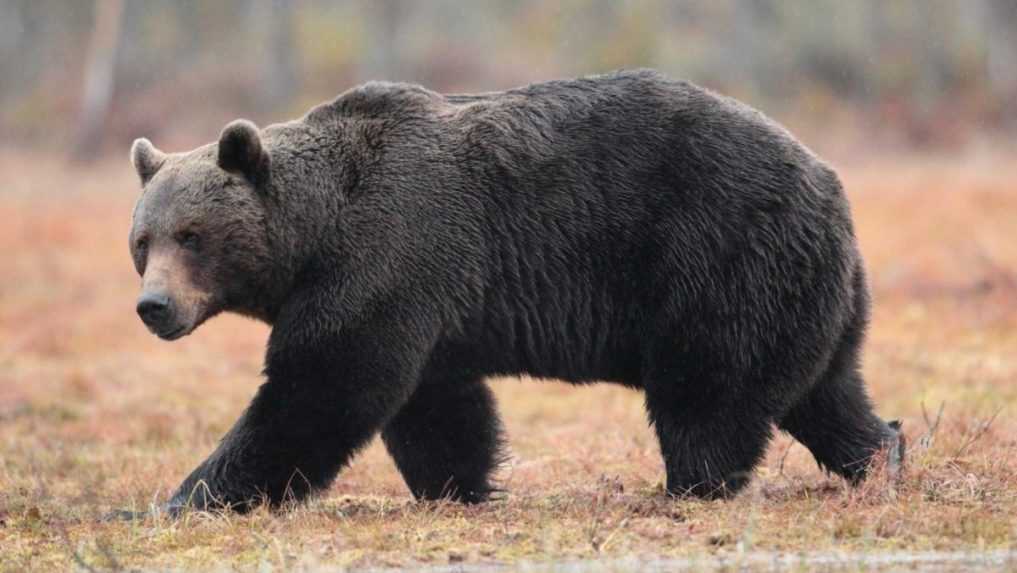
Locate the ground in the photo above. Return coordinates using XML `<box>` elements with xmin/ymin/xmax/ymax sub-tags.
<box><xmin>1</xmin><ymin>145</ymin><xmax>1015</xmax><ymax>571</ymax></box>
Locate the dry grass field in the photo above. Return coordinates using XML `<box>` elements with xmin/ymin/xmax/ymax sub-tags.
<box><xmin>1</xmin><ymin>145</ymin><xmax>1016</xmax><ymax>571</ymax></box>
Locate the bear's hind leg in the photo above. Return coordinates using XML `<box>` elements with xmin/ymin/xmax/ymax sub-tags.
<box><xmin>778</xmin><ymin>327</ymin><xmax>900</xmax><ymax>483</ymax></box>
<box><xmin>382</xmin><ymin>373</ymin><xmax>504</xmax><ymax>503</ymax></box>
<box><xmin>644</xmin><ymin>377</ymin><xmax>774</xmax><ymax>499</ymax></box>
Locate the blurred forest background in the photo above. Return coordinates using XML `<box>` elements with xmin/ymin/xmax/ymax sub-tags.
<box><xmin>2</xmin><ymin>0</ymin><xmax>1016</xmax><ymax>160</ymax></box>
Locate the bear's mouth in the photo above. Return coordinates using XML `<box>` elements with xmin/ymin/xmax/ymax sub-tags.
<box><xmin>153</xmin><ymin>324</ymin><xmax>190</xmax><ymax>341</ymax></box>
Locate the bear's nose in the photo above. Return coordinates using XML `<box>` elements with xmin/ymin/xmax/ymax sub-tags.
<box><xmin>136</xmin><ymin>292</ymin><xmax>172</xmax><ymax>326</ymax></box>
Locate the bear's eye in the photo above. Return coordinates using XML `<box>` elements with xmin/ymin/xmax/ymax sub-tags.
<box><xmin>177</xmin><ymin>231</ymin><xmax>202</xmax><ymax>251</ymax></box>
<box><xmin>135</xmin><ymin>237</ymin><xmax>148</xmax><ymax>252</ymax></box>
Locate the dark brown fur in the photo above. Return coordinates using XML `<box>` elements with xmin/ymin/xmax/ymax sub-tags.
<box><xmin>123</xmin><ymin>70</ymin><xmax>899</xmax><ymax>515</ymax></box>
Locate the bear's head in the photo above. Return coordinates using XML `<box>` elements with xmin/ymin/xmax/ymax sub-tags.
<box><xmin>129</xmin><ymin>119</ymin><xmax>276</xmax><ymax>340</ymax></box>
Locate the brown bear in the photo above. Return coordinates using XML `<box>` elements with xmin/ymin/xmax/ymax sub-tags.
<box><xmin>123</xmin><ymin>69</ymin><xmax>901</xmax><ymax>516</ymax></box>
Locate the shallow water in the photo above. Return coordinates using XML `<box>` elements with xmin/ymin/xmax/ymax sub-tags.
<box><xmin>355</xmin><ymin>550</ymin><xmax>1017</xmax><ymax>573</ymax></box>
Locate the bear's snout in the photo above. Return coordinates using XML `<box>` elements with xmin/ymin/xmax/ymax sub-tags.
<box><xmin>136</xmin><ymin>292</ymin><xmax>183</xmax><ymax>339</ymax></box>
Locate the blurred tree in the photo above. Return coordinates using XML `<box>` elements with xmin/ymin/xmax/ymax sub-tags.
<box><xmin>360</xmin><ymin>0</ymin><xmax>406</xmax><ymax>80</ymax></box>
<box><xmin>73</xmin><ymin>0</ymin><xmax>125</xmax><ymax>160</ymax></box>
<box><xmin>986</xmin><ymin>0</ymin><xmax>1017</xmax><ymax>121</ymax></box>
<box><xmin>261</xmin><ymin>0</ymin><xmax>299</xmax><ymax>110</ymax></box>
<box><xmin>0</xmin><ymin>3</ymin><xmax>27</xmax><ymax>104</ymax></box>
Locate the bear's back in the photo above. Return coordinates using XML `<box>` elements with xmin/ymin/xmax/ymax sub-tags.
<box><xmin>290</xmin><ymin>72</ymin><xmax>856</xmax><ymax>385</ymax></box>
<box><xmin>431</xmin><ymin>72</ymin><xmax>855</xmax><ymax>383</ymax></box>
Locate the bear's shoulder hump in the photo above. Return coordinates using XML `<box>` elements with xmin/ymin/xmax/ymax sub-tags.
<box><xmin>306</xmin><ymin>82</ymin><xmax>443</xmax><ymax>123</ymax></box>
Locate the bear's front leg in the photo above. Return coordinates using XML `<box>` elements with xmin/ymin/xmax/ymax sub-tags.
<box><xmin>162</xmin><ymin>292</ymin><xmax>436</xmax><ymax>514</ymax></box>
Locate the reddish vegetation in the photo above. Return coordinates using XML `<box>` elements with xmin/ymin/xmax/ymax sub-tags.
<box><xmin>1</xmin><ymin>147</ymin><xmax>1015</xmax><ymax>570</ymax></box>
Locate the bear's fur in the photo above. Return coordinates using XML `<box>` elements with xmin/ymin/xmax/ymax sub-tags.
<box><xmin>126</xmin><ymin>70</ymin><xmax>898</xmax><ymax>513</ymax></box>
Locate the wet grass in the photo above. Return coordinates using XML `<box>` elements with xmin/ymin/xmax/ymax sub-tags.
<box><xmin>1</xmin><ymin>146</ymin><xmax>1016</xmax><ymax>571</ymax></box>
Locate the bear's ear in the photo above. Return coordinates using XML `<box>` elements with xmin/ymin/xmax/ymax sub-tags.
<box><xmin>217</xmin><ymin>119</ymin><xmax>270</xmax><ymax>184</ymax></box>
<box><xmin>130</xmin><ymin>138</ymin><xmax>166</xmax><ymax>186</ymax></box>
